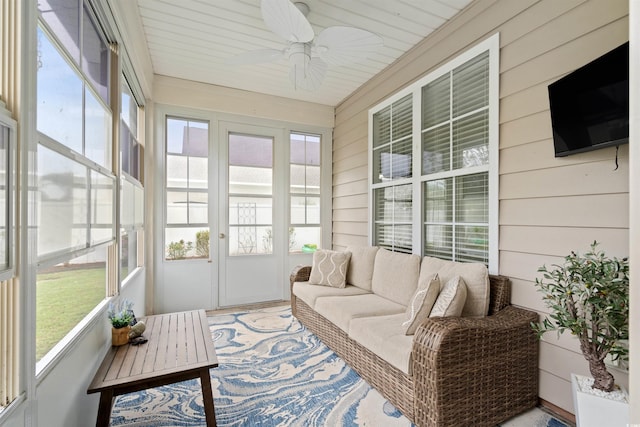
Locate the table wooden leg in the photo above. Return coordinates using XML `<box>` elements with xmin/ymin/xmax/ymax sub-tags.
<box><xmin>96</xmin><ymin>390</ymin><xmax>114</xmax><ymax>427</ymax></box>
<box><xmin>200</xmin><ymin>369</ymin><xmax>217</xmax><ymax>427</ymax></box>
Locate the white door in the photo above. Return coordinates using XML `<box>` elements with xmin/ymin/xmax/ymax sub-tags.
<box><xmin>218</xmin><ymin>122</ymin><xmax>284</xmax><ymax>307</ymax></box>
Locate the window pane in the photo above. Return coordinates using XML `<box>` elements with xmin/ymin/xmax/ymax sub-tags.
<box><xmin>188</xmin><ymin>191</ymin><xmax>208</xmax><ymax>224</ymax></box>
<box><xmin>373</xmin><ymin>184</ymin><xmax>412</xmax><ymax>253</ymax></box>
<box><xmin>422</xmin><ymin>73</ymin><xmax>450</xmax><ymax>129</ymax></box>
<box><xmin>120</xmin><ymin>231</ymin><xmax>137</xmax><ymax>280</ymax></box>
<box><xmin>188</xmin><ymin>156</ymin><xmax>208</xmax><ymax>189</ymax></box>
<box><xmin>424</xmin><ymin>178</ymin><xmax>452</xmax><ymax>222</ymax></box>
<box><xmin>290</xmin><ymin>196</ymin><xmax>306</xmax><ymax>224</ymax></box>
<box><xmin>38</xmin><ymin>0</ymin><xmax>80</xmax><ymax>63</ymax></box>
<box><xmin>424</xmin><ymin>225</ymin><xmax>453</xmax><ymax>260</ymax></box>
<box><xmin>228</xmin><ymin>226</ymin><xmax>273</xmax><ymax>256</ymax></box>
<box><xmin>37</xmin><ymin>27</ymin><xmax>83</xmax><ymax>153</ymax></box>
<box><xmin>229</xmin><ymin>133</ymin><xmax>272</xmax><ymax>168</ymax></box>
<box><xmin>422</xmin><ymin>123</ymin><xmax>449</xmax><ymax>175</ymax></box>
<box><xmin>121</xmin><ymin>178</ymin><xmax>135</xmax><ymax>229</ymax></box>
<box><xmin>165</xmin><ymin>227</ymin><xmax>209</xmax><ymax>260</ymax></box>
<box><xmin>166</xmin><ymin>191</ymin><xmax>188</xmax><ymax>224</ymax></box>
<box><xmin>289</xmin><ymin>227</ymin><xmax>321</xmax><ymax>253</ymax></box>
<box><xmin>36</xmin><ymin>249</ymin><xmax>106</xmax><ymax>361</ymax></box>
<box><xmin>38</xmin><ymin>146</ymin><xmax>88</xmax><ymax>257</ymax></box>
<box><xmin>392</xmin><ymin>94</ymin><xmax>413</xmax><ymax>141</ymax></box>
<box><xmin>453</xmin><ymin>110</ymin><xmax>489</xmax><ymax>169</ymax></box>
<box><xmin>85</xmin><ymin>87</ymin><xmax>111</xmax><ymax>168</ymax></box>
<box><xmin>456</xmin><ymin>173</ymin><xmax>488</xmax><ymax>223</ymax></box>
<box><xmin>90</xmin><ymin>170</ymin><xmax>113</xmax><ymax>245</ymax></box>
<box><xmin>134</xmin><ymin>184</ymin><xmax>144</xmax><ymax>228</ymax></box>
<box><xmin>452</xmin><ymin>51</ymin><xmax>489</xmax><ymax>118</ymax></box>
<box><xmin>82</xmin><ymin>5</ymin><xmax>109</xmax><ymax>103</ymax></box>
<box><xmin>120</xmin><ymin>121</ymin><xmax>132</xmax><ymax>175</ymax></box>
<box><xmin>167</xmin><ymin>154</ymin><xmax>187</xmax><ymax>188</ymax></box>
<box><xmin>0</xmin><ymin>126</ymin><xmax>9</xmax><ymax>269</ymax></box>
<box><xmin>372</xmin><ymin>106</ymin><xmax>391</xmax><ymax>148</ymax></box>
<box><xmin>455</xmin><ymin>225</ymin><xmax>488</xmax><ymax>264</ymax></box>
<box><xmin>121</xmin><ymin>79</ymin><xmax>137</xmax><ymax>136</ymax></box>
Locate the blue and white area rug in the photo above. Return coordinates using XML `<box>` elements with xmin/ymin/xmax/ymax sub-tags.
<box><xmin>110</xmin><ymin>305</ymin><xmax>569</xmax><ymax>427</ymax></box>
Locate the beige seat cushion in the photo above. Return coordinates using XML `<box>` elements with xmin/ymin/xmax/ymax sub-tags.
<box><xmin>402</xmin><ymin>273</ymin><xmax>440</xmax><ymax>335</ymax></box>
<box><xmin>292</xmin><ymin>282</ymin><xmax>369</xmax><ymax>309</ymax></box>
<box><xmin>371</xmin><ymin>248</ymin><xmax>421</xmax><ymax>306</ymax></box>
<box><xmin>430</xmin><ymin>276</ymin><xmax>467</xmax><ymax>317</ymax></box>
<box><xmin>420</xmin><ymin>256</ymin><xmax>490</xmax><ymax>317</ymax></box>
<box><xmin>308</xmin><ymin>250</ymin><xmax>351</xmax><ymax>288</ymax></box>
<box><xmin>348</xmin><ymin>314</ymin><xmax>414</xmax><ymax>375</ymax></box>
<box><xmin>345</xmin><ymin>245</ymin><xmax>379</xmax><ymax>291</ymax></box>
<box><xmin>314</xmin><ymin>294</ymin><xmax>406</xmax><ymax>333</ymax></box>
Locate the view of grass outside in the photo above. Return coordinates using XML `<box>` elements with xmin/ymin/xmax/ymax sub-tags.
<box><xmin>36</xmin><ymin>265</ymin><xmax>106</xmax><ymax>361</ymax></box>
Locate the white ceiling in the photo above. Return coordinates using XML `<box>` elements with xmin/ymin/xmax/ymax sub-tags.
<box><xmin>133</xmin><ymin>0</ymin><xmax>473</xmax><ymax>106</ymax></box>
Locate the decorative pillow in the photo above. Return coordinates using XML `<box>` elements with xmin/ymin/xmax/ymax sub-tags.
<box><xmin>308</xmin><ymin>250</ymin><xmax>352</xmax><ymax>288</ymax></box>
<box><xmin>402</xmin><ymin>273</ymin><xmax>440</xmax><ymax>335</ymax></box>
<box><xmin>429</xmin><ymin>276</ymin><xmax>467</xmax><ymax>317</ymax></box>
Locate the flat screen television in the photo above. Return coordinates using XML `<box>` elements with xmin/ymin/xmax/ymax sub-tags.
<box><xmin>548</xmin><ymin>42</ymin><xmax>629</xmax><ymax>157</ymax></box>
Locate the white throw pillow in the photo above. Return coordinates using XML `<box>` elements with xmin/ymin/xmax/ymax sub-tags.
<box><xmin>430</xmin><ymin>276</ymin><xmax>467</xmax><ymax>317</ymax></box>
<box><xmin>402</xmin><ymin>274</ymin><xmax>440</xmax><ymax>335</ymax></box>
<box><xmin>308</xmin><ymin>250</ymin><xmax>351</xmax><ymax>288</ymax></box>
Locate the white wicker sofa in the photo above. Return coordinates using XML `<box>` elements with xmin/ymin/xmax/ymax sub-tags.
<box><xmin>290</xmin><ymin>246</ymin><xmax>539</xmax><ymax>427</ymax></box>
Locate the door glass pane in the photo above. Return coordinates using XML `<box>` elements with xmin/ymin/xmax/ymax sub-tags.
<box><xmin>229</xmin><ymin>133</ymin><xmax>273</xmax><ymax>256</ymax></box>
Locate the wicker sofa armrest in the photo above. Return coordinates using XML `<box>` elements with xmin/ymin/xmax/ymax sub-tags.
<box><xmin>289</xmin><ymin>265</ymin><xmax>312</xmax><ymax>316</ymax></box>
<box><xmin>411</xmin><ymin>305</ymin><xmax>539</xmax><ymax>427</ymax></box>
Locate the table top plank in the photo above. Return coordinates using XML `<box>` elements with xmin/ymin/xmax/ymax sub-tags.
<box><xmin>153</xmin><ymin>314</ymin><xmax>171</xmax><ymax>372</ymax></box>
<box><xmin>88</xmin><ymin>310</ymin><xmax>218</xmax><ymax>394</ymax></box>
<box><xmin>166</xmin><ymin>313</ymin><xmax>179</xmax><ymax>369</ymax></box>
<box><xmin>194</xmin><ymin>310</ymin><xmax>210</xmax><ymax>363</ymax></box>
<box><xmin>176</xmin><ymin>312</ymin><xmax>188</xmax><ymax>366</ymax></box>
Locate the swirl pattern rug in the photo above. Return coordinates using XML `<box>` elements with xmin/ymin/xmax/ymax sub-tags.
<box><xmin>110</xmin><ymin>305</ymin><xmax>567</xmax><ymax>427</ymax></box>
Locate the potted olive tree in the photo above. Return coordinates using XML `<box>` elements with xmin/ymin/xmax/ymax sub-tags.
<box><xmin>532</xmin><ymin>241</ymin><xmax>629</xmax><ymax>426</ymax></box>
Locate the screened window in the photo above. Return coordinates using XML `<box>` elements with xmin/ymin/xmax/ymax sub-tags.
<box><xmin>369</xmin><ymin>35</ymin><xmax>498</xmax><ymax>270</ymax></box>
<box><xmin>35</xmin><ymin>1</ymin><xmax>116</xmax><ymax>366</ymax></box>
<box><xmin>120</xmin><ymin>77</ymin><xmax>144</xmax><ymax>281</ymax></box>
<box><xmin>289</xmin><ymin>132</ymin><xmax>321</xmax><ymax>253</ymax></box>
<box><xmin>165</xmin><ymin>117</ymin><xmax>209</xmax><ymax>260</ymax></box>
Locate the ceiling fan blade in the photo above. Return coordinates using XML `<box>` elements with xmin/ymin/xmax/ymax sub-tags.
<box><xmin>226</xmin><ymin>48</ymin><xmax>284</xmax><ymax>65</ymax></box>
<box><xmin>314</xmin><ymin>26</ymin><xmax>383</xmax><ymax>66</ymax></box>
<box><xmin>261</xmin><ymin>0</ymin><xmax>315</xmax><ymax>43</ymax></box>
<box><xmin>289</xmin><ymin>56</ymin><xmax>327</xmax><ymax>91</ymax></box>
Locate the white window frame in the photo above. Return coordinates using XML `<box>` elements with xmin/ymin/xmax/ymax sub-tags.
<box><xmin>368</xmin><ymin>33</ymin><xmax>499</xmax><ymax>273</ymax></box>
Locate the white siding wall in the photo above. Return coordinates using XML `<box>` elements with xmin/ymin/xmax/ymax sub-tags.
<box><xmin>332</xmin><ymin>0</ymin><xmax>629</xmax><ymax>414</ymax></box>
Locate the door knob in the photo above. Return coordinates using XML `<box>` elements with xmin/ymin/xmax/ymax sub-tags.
<box><xmin>219</xmin><ymin>233</ymin><xmax>225</xmax><ymax>239</ymax></box>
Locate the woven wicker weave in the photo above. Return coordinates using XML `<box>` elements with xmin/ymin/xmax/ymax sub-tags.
<box><xmin>290</xmin><ymin>266</ymin><xmax>539</xmax><ymax>427</ymax></box>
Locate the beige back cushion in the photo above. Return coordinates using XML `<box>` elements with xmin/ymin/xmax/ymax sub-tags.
<box><xmin>371</xmin><ymin>248</ymin><xmax>421</xmax><ymax>306</ymax></box>
<box><xmin>420</xmin><ymin>256</ymin><xmax>490</xmax><ymax>317</ymax></box>
<box><xmin>345</xmin><ymin>246</ymin><xmax>379</xmax><ymax>291</ymax></box>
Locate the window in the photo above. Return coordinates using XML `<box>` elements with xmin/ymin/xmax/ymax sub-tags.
<box><xmin>289</xmin><ymin>132</ymin><xmax>321</xmax><ymax>252</ymax></box>
<box><xmin>120</xmin><ymin>77</ymin><xmax>144</xmax><ymax>281</ymax></box>
<box><xmin>36</xmin><ymin>1</ymin><xmax>116</xmax><ymax>366</ymax></box>
<box><xmin>165</xmin><ymin>117</ymin><xmax>209</xmax><ymax>260</ymax></box>
<box><xmin>369</xmin><ymin>35</ymin><xmax>498</xmax><ymax>270</ymax></box>
<box><xmin>0</xmin><ymin>104</ymin><xmax>17</xmax><ymax>412</ymax></box>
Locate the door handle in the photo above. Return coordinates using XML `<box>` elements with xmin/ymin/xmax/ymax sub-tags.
<box><xmin>219</xmin><ymin>233</ymin><xmax>225</xmax><ymax>239</ymax></box>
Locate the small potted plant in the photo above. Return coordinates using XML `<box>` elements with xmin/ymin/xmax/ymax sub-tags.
<box><xmin>531</xmin><ymin>241</ymin><xmax>629</xmax><ymax>426</ymax></box>
<box><xmin>107</xmin><ymin>299</ymin><xmax>135</xmax><ymax>346</ymax></box>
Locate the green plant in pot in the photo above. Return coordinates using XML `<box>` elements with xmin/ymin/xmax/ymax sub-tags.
<box><xmin>531</xmin><ymin>241</ymin><xmax>629</xmax><ymax>393</ymax></box>
<box><xmin>107</xmin><ymin>299</ymin><xmax>135</xmax><ymax>328</ymax></box>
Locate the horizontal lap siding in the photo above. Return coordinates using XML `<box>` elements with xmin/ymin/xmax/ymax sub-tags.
<box><xmin>332</xmin><ymin>0</ymin><xmax>629</xmax><ymax>413</ymax></box>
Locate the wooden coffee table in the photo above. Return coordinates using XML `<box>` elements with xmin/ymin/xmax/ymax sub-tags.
<box><xmin>87</xmin><ymin>309</ymin><xmax>218</xmax><ymax>427</ymax></box>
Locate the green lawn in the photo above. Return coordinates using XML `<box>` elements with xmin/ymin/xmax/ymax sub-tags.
<box><xmin>36</xmin><ymin>267</ymin><xmax>106</xmax><ymax>361</ymax></box>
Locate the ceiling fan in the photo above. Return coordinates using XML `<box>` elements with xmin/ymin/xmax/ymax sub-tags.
<box><xmin>229</xmin><ymin>0</ymin><xmax>383</xmax><ymax>91</ymax></box>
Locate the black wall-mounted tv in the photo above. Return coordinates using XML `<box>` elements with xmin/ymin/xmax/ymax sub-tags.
<box><xmin>548</xmin><ymin>42</ymin><xmax>629</xmax><ymax>157</ymax></box>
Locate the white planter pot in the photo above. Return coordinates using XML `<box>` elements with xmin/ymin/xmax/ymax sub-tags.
<box><xmin>571</xmin><ymin>373</ymin><xmax>629</xmax><ymax>427</ymax></box>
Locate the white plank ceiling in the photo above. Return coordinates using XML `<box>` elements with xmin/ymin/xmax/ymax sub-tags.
<box><xmin>134</xmin><ymin>0</ymin><xmax>473</xmax><ymax>106</ymax></box>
